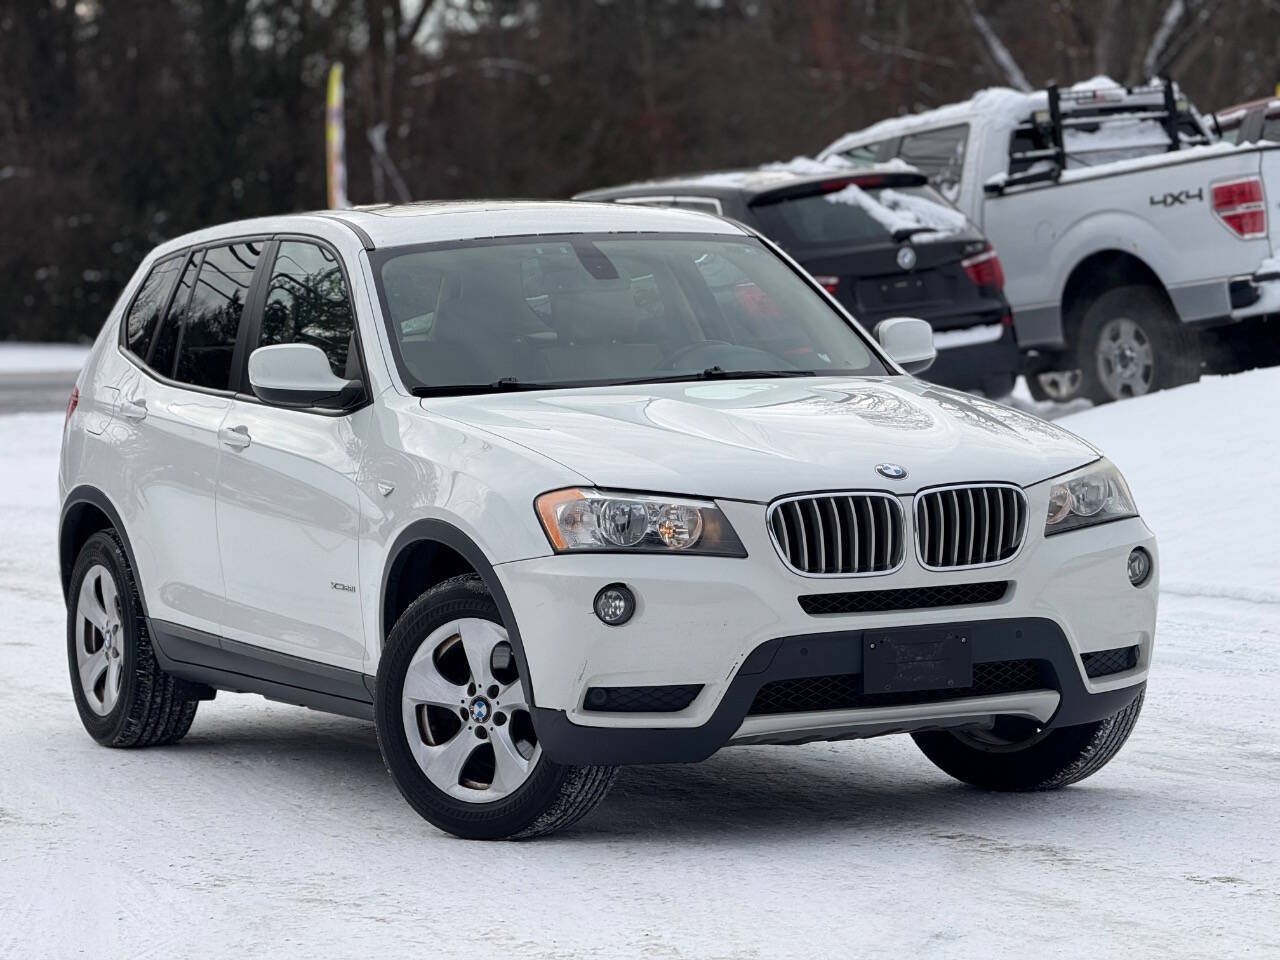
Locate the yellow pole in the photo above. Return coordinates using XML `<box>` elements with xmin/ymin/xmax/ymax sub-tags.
<box><xmin>326</xmin><ymin>64</ymin><xmax>349</xmax><ymax>209</ymax></box>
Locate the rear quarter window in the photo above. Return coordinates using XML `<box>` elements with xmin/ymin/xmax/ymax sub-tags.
<box><xmin>896</xmin><ymin>124</ymin><xmax>969</xmax><ymax>200</ymax></box>
<box><xmin>121</xmin><ymin>256</ymin><xmax>183</xmax><ymax>361</ymax></box>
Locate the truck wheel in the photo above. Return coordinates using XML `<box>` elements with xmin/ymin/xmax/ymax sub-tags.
<box><xmin>67</xmin><ymin>530</ymin><xmax>200</xmax><ymax>747</ymax></box>
<box><xmin>1074</xmin><ymin>285</ymin><xmax>1202</xmax><ymax>403</ymax></box>
<box><xmin>375</xmin><ymin>574</ymin><xmax>617</xmax><ymax>840</ymax></box>
<box><xmin>912</xmin><ymin>690</ymin><xmax>1143</xmax><ymax>791</ymax></box>
<box><xmin>1026</xmin><ymin>369</ymin><xmax>1083</xmax><ymax>404</ymax></box>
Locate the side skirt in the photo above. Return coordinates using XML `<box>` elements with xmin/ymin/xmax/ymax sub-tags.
<box><xmin>150</xmin><ymin>619</ymin><xmax>374</xmax><ymax>721</ymax></box>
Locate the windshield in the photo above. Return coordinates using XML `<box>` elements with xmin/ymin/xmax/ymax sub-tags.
<box><xmin>372</xmin><ymin>232</ymin><xmax>887</xmax><ymax>393</ymax></box>
<box><xmin>751</xmin><ymin>183</ymin><xmax>972</xmax><ymax>251</ymax></box>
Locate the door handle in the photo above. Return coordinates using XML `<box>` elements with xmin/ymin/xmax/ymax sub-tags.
<box><xmin>219</xmin><ymin>425</ymin><xmax>252</xmax><ymax>450</ymax></box>
<box><xmin>119</xmin><ymin>398</ymin><xmax>147</xmax><ymax>421</ymax></box>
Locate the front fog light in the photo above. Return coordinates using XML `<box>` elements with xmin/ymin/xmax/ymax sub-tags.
<box><xmin>1127</xmin><ymin>547</ymin><xmax>1152</xmax><ymax>587</ymax></box>
<box><xmin>594</xmin><ymin>583</ymin><xmax>636</xmax><ymax>626</ymax></box>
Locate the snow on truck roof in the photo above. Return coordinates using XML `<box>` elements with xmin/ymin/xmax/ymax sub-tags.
<box><xmin>820</xmin><ymin>76</ymin><xmax>1183</xmax><ymax>156</ymax></box>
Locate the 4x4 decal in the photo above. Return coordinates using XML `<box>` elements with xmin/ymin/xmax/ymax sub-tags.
<box><xmin>1149</xmin><ymin>188</ymin><xmax>1204</xmax><ymax>207</ymax></box>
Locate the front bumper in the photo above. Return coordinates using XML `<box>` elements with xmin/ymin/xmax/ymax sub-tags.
<box><xmin>530</xmin><ymin>618</ymin><xmax>1145</xmax><ymax>764</ymax></box>
<box><xmin>494</xmin><ymin>501</ymin><xmax>1156</xmax><ymax>766</ymax></box>
<box><xmin>1230</xmin><ymin>262</ymin><xmax>1280</xmax><ymax>320</ymax></box>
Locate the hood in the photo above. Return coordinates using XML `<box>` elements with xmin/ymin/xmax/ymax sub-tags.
<box><xmin>423</xmin><ymin>377</ymin><xmax>1098</xmax><ymax>503</ymax></box>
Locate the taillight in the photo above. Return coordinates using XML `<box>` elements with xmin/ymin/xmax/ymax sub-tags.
<box><xmin>1212</xmin><ymin>176</ymin><xmax>1267</xmax><ymax>238</ymax></box>
<box><xmin>961</xmin><ymin>245</ymin><xmax>1005</xmax><ymax>291</ymax></box>
<box><xmin>65</xmin><ymin>385</ymin><xmax>80</xmax><ymax>428</ymax></box>
<box><xmin>813</xmin><ymin>275</ymin><xmax>841</xmax><ymax>295</ymax></box>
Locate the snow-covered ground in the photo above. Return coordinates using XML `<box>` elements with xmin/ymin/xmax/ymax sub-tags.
<box><xmin>0</xmin><ymin>342</ymin><xmax>90</xmax><ymax>375</ymax></box>
<box><xmin>2</xmin><ymin>371</ymin><xmax>1278</xmax><ymax>959</ymax></box>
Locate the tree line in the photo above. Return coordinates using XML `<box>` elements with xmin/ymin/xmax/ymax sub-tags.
<box><xmin>1</xmin><ymin>0</ymin><xmax>1276</xmax><ymax>342</ymax></box>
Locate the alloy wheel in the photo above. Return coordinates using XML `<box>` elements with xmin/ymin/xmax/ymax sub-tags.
<box><xmin>1095</xmin><ymin>316</ymin><xmax>1155</xmax><ymax>399</ymax></box>
<box><xmin>75</xmin><ymin>563</ymin><xmax>125</xmax><ymax>716</ymax></box>
<box><xmin>401</xmin><ymin>617</ymin><xmax>540</xmax><ymax>802</ymax></box>
<box><xmin>1034</xmin><ymin>368</ymin><xmax>1083</xmax><ymax>402</ymax></box>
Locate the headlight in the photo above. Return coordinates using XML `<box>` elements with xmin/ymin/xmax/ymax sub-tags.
<box><xmin>1044</xmin><ymin>460</ymin><xmax>1137</xmax><ymax>536</ymax></box>
<box><xmin>535</xmin><ymin>488</ymin><xmax>747</xmax><ymax>556</ymax></box>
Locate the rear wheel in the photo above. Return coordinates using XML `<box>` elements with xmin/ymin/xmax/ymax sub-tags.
<box><xmin>1027</xmin><ymin>368</ymin><xmax>1084</xmax><ymax>404</ymax></box>
<box><xmin>67</xmin><ymin>530</ymin><xmax>200</xmax><ymax>747</ymax></box>
<box><xmin>1074</xmin><ymin>285</ymin><xmax>1202</xmax><ymax>403</ymax></box>
<box><xmin>912</xmin><ymin>691</ymin><xmax>1144</xmax><ymax>791</ymax></box>
<box><xmin>374</xmin><ymin>574</ymin><xmax>616</xmax><ymax>840</ymax></box>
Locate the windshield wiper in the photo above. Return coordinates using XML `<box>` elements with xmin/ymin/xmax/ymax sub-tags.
<box><xmin>616</xmin><ymin>367</ymin><xmax>818</xmax><ymax>386</ymax></box>
<box><xmin>410</xmin><ymin>377</ymin><xmax>554</xmax><ymax>397</ymax></box>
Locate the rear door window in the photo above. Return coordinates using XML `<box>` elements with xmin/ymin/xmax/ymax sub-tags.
<box><xmin>173</xmin><ymin>241</ymin><xmax>264</xmax><ymax>390</ymax></box>
<box><xmin>258</xmin><ymin>241</ymin><xmax>359</xmax><ymax>379</ymax></box>
<box><xmin>122</xmin><ymin>256</ymin><xmax>183</xmax><ymax>362</ymax></box>
<box><xmin>835</xmin><ymin>138</ymin><xmax>896</xmax><ymax>165</ymax></box>
<box><xmin>896</xmin><ymin>125</ymin><xmax>969</xmax><ymax>199</ymax></box>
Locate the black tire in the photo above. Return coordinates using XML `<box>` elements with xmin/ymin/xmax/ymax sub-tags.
<box><xmin>375</xmin><ymin>574</ymin><xmax>616</xmax><ymax>840</ymax></box>
<box><xmin>67</xmin><ymin>529</ymin><xmax>200</xmax><ymax>747</ymax></box>
<box><xmin>912</xmin><ymin>691</ymin><xmax>1144</xmax><ymax>791</ymax></box>
<box><xmin>1073</xmin><ymin>285</ymin><xmax>1202</xmax><ymax>404</ymax></box>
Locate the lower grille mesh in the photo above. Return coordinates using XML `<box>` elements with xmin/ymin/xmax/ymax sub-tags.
<box><xmin>748</xmin><ymin>659</ymin><xmax>1048</xmax><ymax>715</ymax></box>
<box><xmin>1080</xmin><ymin>645</ymin><xmax>1139</xmax><ymax>678</ymax></box>
<box><xmin>799</xmin><ymin>581</ymin><xmax>1008</xmax><ymax>616</ymax></box>
<box><xmin>583</xmin><ymin>684</ymin><xmax>702</xmax><ymax>713</ymax></box>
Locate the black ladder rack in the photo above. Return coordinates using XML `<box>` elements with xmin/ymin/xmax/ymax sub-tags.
<box><xmin>987</xmin><ymin>76</ymin><xmax>1213</xmax><ymax>195</ymax></box>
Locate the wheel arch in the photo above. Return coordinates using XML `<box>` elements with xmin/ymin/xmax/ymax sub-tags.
<box><xmin>379</xmin><ymin>519</ymin><xmax>537</xmax><ymax>706</ymax></box>
<box><xmin>59</xmin><ymin>486</ymin><xmax>144</xmax><ymax>612</ymax></box>
<box><xmin>1060</xmin><ymin>250</ymin><xmax>1172</xmax><ymax>343</ymax></box>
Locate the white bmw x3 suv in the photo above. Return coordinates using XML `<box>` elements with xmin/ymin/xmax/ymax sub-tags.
<box><xmin>59</xmin><ymin>201</ymin><xmax>1157</xmax><ymax>839</ymax></box>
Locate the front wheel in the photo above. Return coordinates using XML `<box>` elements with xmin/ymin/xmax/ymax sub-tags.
<box><xmin>912</xmin><ymin>691</ymin><xmax>1144</xmax><ymax>791</ymax></box>
<box><xmin>374</xmin><ymin>574</ymin><xmax>616</xmax><ymax>840</ymax></box>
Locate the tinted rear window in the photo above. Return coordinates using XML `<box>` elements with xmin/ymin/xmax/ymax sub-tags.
<box><xmin>123</xmin><ymin>256</ymin><xmax>182</xmax><ymax>361</ymax></box>
<box><xmin>752</xmin><ymin>183</ymin><xmax>971</xmax><ymax>251</ymax></box>
<box><xmin>147</xmin><ymin>256</ymin><xmax>197</xmax><ymax>377</ymax></box>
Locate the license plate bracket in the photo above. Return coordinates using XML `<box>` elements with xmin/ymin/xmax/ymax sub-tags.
<box><xmin>862</xmin><ymin>628</ymin><xmax>973</xmax><ymax>695</ymax></box>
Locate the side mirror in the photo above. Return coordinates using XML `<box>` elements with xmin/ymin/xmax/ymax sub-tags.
<box><xmin>247</xmin><ymin>344</ymin><xmax>363</xmax><ymax>409</ymax></box>
<box><xmin>876</xmin><ymin>317</ymin><xmax>936</xmax><ymax>375</ymax></box>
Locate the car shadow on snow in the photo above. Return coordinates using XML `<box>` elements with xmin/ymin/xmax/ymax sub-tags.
<box><xmin>160</xmin><ymin>710</ymin><xmax>1150</xmax><ymax>844</ymax></box>
<box><xmin>577</xmin><ymin>744</ymin><xmax>1149</xmax><ymax>846</ymax></box>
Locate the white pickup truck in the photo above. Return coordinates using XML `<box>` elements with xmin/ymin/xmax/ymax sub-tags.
<box><xmin>820</xmin><ymin>78</ymin><xmax>1280</xmax><ymax>403</ymax></box>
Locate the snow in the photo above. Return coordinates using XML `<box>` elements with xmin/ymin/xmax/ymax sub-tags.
<box><xmin>822</xmin><ymin>76</ymin><xmax>1220</xmax><ymax>178</ymax></box>
<box><xmin>0</xmin><ymin>343</ymin><xmax>91</xmax><ymax>375</ymax></box>
<box><xmin>4</xmin><ymin>370</ymin><xmax>1280</xmax><ymax>957</ymax></box>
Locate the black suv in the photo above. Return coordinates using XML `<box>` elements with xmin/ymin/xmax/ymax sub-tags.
<box><xmin>577</xmin><ymin>166</ymin><xmax>1018</xmax><ymax>396</ymax></box>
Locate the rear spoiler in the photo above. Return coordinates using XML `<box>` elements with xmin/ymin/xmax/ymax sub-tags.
<box><xmin>749</xmin><ymin>171</ymin><xmax>928</xmax><ymax>206</ymax></box>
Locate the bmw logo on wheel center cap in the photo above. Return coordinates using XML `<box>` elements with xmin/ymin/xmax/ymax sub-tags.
<box><xmin>470</xmin><ymin>697</ymin><xmax>490</xmax><ymax>723</ymax></box>
<box><xmin>876</xmin><ymin>463</ymin><xmax>908</xmax><ymax>480</ymax></box>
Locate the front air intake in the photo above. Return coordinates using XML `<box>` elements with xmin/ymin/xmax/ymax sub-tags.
<box><xmin>768</xmin><ymin>492</ymin><xmax>905</xmax><ymax>576</ymax></box>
